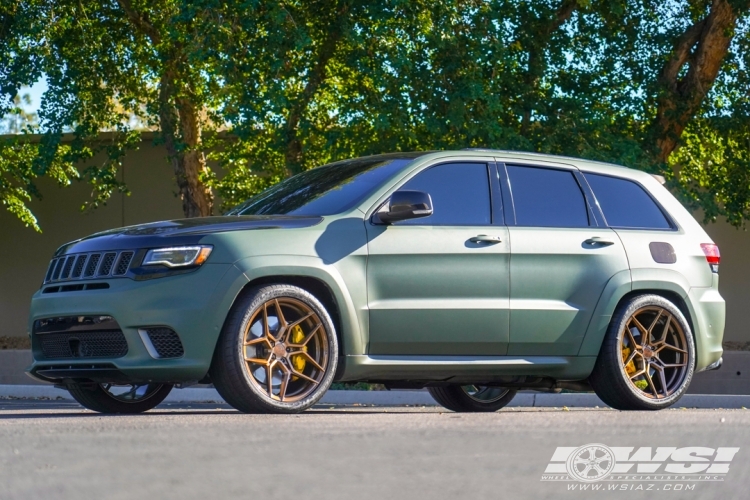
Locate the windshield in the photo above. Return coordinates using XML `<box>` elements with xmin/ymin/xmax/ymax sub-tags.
<box><xmin>228</xmin><ymin>156</ymin><xmax>417</xmax><ymax>216</ymax></box>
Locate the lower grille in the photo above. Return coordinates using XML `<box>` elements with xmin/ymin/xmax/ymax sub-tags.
<box><xmin>38</xmin><ymin>330</ymin><xmax>129</xmax><ymax>359</ymax></box>
<box><xmin>141</xmin><ymin>327</ymin><xmax>184</xmax><ymax>359</ymax></box>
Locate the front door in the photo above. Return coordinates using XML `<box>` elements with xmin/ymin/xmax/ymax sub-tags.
<box><xmin>501</xmin><ymin>163</ymin><xmax>630</xmax><ymax>355</ymax></box>
<box><xmin>366</xmin><ymin>161</ymin><xmax>510</xmax><ymax>356</ymax></box>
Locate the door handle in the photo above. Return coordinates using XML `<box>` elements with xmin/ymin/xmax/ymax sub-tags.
<box><xmin>584</xmin><ymin>237</ymin><xmax>615</xmax><ymax>246</ymax></box>
<box><xmin>469</xmin><ymin>234</ymin><xmax>502</xmax><ymax>244</ymax></box>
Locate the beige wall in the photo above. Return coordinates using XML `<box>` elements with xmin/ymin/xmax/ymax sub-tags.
<box><xmin>701</xmin><ymin>222</ymin><xmax>750</xmax><ymax>343</ymax></box>
<box><xmin>1</xmin><ymin>139</ymin><xmax>749</xmax><ymax>342</ymax></box>
<box><xmin>1</xmin><ymin>138</ymin><xmax>184</xmax><ymax>338</ymax></box>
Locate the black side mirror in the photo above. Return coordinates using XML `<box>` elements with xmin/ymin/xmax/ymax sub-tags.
<box><xmin>374</xmin><ymin>190</ymin><xmax>433</xmax><ymax>224</ymax></box>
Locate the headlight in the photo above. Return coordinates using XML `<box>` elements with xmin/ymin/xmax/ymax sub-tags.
<box><xmin>142</xmin><ymin>245</ymin><xmax>213</xmax><ymax>268</ymax></box>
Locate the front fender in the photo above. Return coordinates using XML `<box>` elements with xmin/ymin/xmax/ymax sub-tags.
<box><xmin>233</xmin><ymin>255</ymin><xmax>366</xmax><ymax>357</ymax></box>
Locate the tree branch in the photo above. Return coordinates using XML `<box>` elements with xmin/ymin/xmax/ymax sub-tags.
<box><xmin>660</xmin><ymin>18</ymin><xmax>707</xmax><ymax>89</ymax></box>
<box><xmin>652</xmin><ymin>0</ymin><xmax>748</xmax><ymax>167</ymax></box>
<box><xmin>116</xmin><ymin>0</ymin><xmax>161</xmax><ymax>45</ymax></box>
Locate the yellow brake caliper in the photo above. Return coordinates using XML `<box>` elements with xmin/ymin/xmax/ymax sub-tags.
<box><xmin>622</xmin><ymin>345</ymin><xmax>636</xmax><ymax>376</ymax></box>
<box><xmin>290</xmin><ymin>324</ymin><xmax>307</xmax><ymax>380</ymax></box>
<box><xmin>622</xmin><ymin>339</ymin><xmax>648</xmax><ymax>389</ymax></box>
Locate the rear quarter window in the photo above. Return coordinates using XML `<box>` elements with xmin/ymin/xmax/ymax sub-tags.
<box><xmin>585</xmin><ymin>173</ymin><xmax>672</xmax><ymax>230</ymax></box>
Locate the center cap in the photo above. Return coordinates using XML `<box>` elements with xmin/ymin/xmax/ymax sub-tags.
<box><xmin>273</xmin><ymin>343</ymin><xmax>288</xmax><ymax>359</ymax></box>
<box><xmin>643</xmin><ymin>346</ymin><xmax>655</xmax><ymax>359</ymax></box>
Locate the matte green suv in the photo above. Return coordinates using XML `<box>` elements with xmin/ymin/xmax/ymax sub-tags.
<box><xmin>27</xmin><ymin>150</ymin><xmax>725</xmax><ymax>413</ymax></box>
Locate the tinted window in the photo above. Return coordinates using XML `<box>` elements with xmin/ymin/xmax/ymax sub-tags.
<box><xmin>396</xmin><ymin>163</ymin><xmax>491</xmax><ymax>225</ymax></box>
<box><xmin>585</xmin><ymin>173</ymin><xmax>671</xmax><ymax>229</ymax></box>
<box><xmin>507</xmin><ymin>165</ymin><xmax>589</xmax><ymax>227</ymax></box>
<box><xmin>229</xmin><ymin>157</ymin><xmax>415</xmax><ymax>216</ymax></box>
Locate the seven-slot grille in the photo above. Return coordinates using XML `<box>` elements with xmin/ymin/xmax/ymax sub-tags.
<box><xmin>44</xmin><ymin>251</ymin><xmax>135</xmax><ymax>284</ymax></box>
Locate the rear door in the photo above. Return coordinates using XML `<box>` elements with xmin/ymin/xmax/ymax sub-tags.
<box><xmin>500</xmin><ymin>162</ymin><xmax>630</xmax><ymax>355</ymax></box>
<box><xmin>366</xmin><ymin>161</ymin><xmax>510</xmax><ymax>356</ymax></box>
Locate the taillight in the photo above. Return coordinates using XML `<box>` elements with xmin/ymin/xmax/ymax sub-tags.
<box><xmin>700</xmin><ymin>243</ymin><xmax>720</xmax><ymax>273</ymax></box>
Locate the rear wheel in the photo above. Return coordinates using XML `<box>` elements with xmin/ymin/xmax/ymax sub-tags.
<box><xmin>589</xmin><ymin>294</ymin><xmax>695</xmax><ymax>410</ymax></box>
<box><xmin>67</xmin><ymin>382</ymin><xmax>172</xmax><ymax>414</ymax></box>
<box><xmin>428</xmin><ymin>385</ymin><xmax>517</xmax><ymax>412</ymax></box>
<box><xmin>211</xmin><ymin>284</ymin><xmax>338</xmax><ymax>414</ymax></box>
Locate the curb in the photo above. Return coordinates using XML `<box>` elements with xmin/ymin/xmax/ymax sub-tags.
<box><xmin>2</xmin><ymin>385</ymin><xmax>750</xmax><ymax>408</ymax></box>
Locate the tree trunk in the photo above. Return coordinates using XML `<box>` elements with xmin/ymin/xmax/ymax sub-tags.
<box><xmin>118</xmin><ymin>0</ymin><xmax>213</xmax><ymax>218</ymax></box>
<box><xmin>157</xmin><ymin>71</ymin><xmax>213</xmax><ymax>218</ymax></box>
<box><xmin>651</xmin><ymin>0</ymin><xmax>744</xmax><ymax>171</ymax></box>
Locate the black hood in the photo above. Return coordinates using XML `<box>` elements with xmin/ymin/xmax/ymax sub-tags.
<box><xmin>55</xmin><ymin>215</ymin><xmax>323</xmax><ymax>255</ymax></box>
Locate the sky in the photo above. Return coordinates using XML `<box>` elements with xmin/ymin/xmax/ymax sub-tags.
<box><xmin>19</xmin><ymin>77</ymin><xmax>48</xmax><ymax>115</ymax></box>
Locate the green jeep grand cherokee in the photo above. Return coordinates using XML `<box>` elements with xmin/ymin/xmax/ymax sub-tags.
<box><xmin>27</xmin><ymin>150</ymin><xmax>725</xmax><ymax>414</ymax></box>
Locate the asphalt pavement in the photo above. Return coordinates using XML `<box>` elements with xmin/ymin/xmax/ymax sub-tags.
<box><xmin>1</xmin><ymin>399</ymin><xmax>749</xmax><ymax>500</ymax></box>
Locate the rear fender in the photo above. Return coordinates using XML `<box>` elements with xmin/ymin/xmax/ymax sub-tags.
<box><xmin>578</xmin><ymin>268</ymin><xmax>692</xmax><ymax>358</ymax></box>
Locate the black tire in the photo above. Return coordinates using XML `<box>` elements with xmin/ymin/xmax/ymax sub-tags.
<box><xmin>428</xmin><ymin>386</ymin><xmax>517</xmax><ymax>412</ymax></box>
<box><xmin>210</xmin><ymin>284</ymin><xmax>339</xmax><ymax>414</ymax></box>
<box><xmin>67</xmin><ymin>383</ymin><xmax>172</xmax><ymax>414</ymax></box>
<box><xmin>589</xmin><ymin>294</ymin><xmax>696</xmax><ymax>411</ymax></box>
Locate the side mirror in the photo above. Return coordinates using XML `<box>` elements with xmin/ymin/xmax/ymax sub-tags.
<box><xmin>374</xmin><ymin>190</ymin><xmax>433</xmax><ymax>224</ymax></box>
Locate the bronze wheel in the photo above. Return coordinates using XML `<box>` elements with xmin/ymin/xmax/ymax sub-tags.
<box><xmin>590</xmin><ymin>294</ymin><xmax>695</xmax><ymax>411</ymax></box>
<box><xmin>211</xmin><ymin>284</ymin><xmax>338</xmax><ymax>413</ymax></box>
<box><xmin>620</xmin><ymin>306</ymin><xmax>690</xmax><ymax>400</ymax></box>
<box><xmin>243</xmin><ymin>297</ymin><xmax>330</xmax><ymax>403</ymax></box>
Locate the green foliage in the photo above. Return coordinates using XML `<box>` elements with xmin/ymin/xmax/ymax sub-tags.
<box><xmin>2</xmin><ymin>0</ymin><xmax>750</xmax><ymax>228</ymax></box>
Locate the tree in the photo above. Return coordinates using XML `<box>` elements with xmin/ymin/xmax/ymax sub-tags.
<box><xmin>3</xmin><ymin>0</ymin><xmax>750</xmax><ymax>229</ymax></box>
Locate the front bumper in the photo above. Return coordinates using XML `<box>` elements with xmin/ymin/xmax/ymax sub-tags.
<box><xmin>27</xmin><ymin>263</ymin><xmax>246</xmax><ymax>384</ymax></box>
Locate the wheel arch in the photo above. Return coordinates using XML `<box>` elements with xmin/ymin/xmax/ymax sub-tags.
<box><xmin>213</xmin><ymin>258</ymin><xmax>366</xmax><ymax>364</ymax></box>
<box><xmin>578</xmin><ymin>272</ymin><xmax>695</xmax><ymax>359</ymax></box>
<box><xmin>237</xmin><ymin>274</ymin><xmax>344</xmax><ymax>352</ymax></box>
<box><xmin>614</xmin><ymin>289</ymin><xmax>695</xmax><ymax>335</ymax></box>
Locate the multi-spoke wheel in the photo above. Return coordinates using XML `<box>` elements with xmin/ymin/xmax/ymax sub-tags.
<box><xmin>66</xmin><ymin>382</ymin><xmax>173</xmax><ymax>414</ymax></box>
<box><xmin>428</xmin><ymin>385</ymin><xmax>517</xmax><ymax>412</ymax></box>
<box><xmin>211</xmin><ymin>284</ymin><xmax>338</xmax><ymax>413</ymax></box>
<box><xmin>590</xmin><ymin>294</ymin><xmax>695</xmax><ymax>410</ymax></box>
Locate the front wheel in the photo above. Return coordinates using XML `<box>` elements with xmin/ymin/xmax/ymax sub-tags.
<box><xmin>210</xmin><ymin>284</ymin><xmax>339</xmax><ymax>414</ymax></box>
<box><xmin>428</xmin><ymin>385</ymin><xmax>517</xmax><ymax>412</ymax></box>
<box><xmin>589</xmin><ymin>294</ymin><xmax>695</xmax><ymax>411</ymax></box>
<box><xmin>67</xmin><ymin>383</ymin><xmax>173</xmax><ymax>414</ymax></box>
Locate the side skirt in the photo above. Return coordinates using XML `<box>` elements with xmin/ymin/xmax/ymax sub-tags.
<box><xmin>337</xmin><ymin>355</ymin><xmax>597</xmax><ymax>383</ymax></box>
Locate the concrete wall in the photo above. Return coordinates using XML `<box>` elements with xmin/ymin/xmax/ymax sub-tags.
<box><xmin>1</xmin><ymin>137</ymin><xmax>749</xmax><ymax>343</ymax></box>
